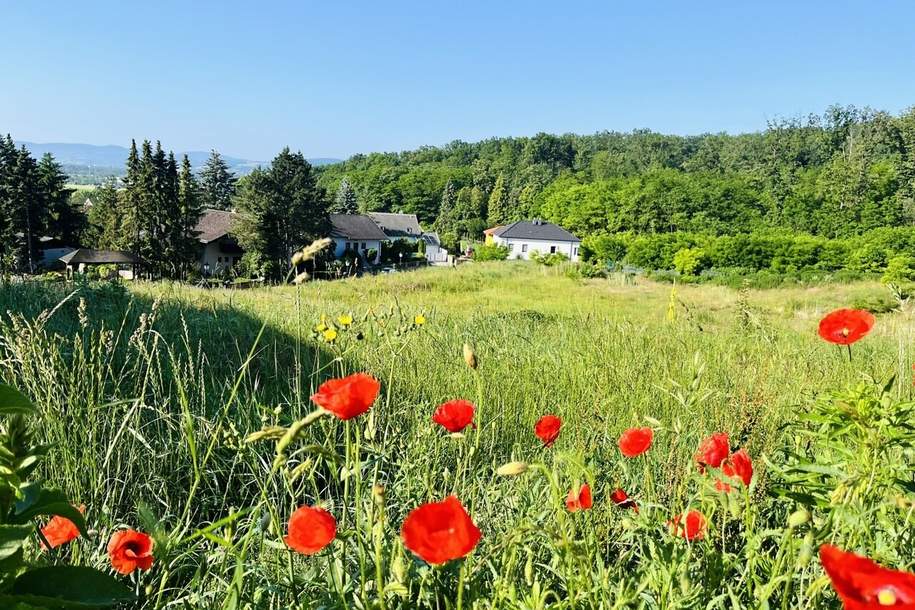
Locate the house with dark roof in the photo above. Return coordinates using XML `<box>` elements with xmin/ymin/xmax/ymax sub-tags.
<box><xmin>329</xmin><ymin>214</ymin><xmax>387</xmax><ymax>263</ymax></box>
<box><xmin>195</xmin><ymin>209</ymin><xmax>243</xmax><ymax>275</ymax></box>
<box><xmin>490</xmin><ymin>219</ymin><xmax>581</xmax><ymax>261</ymax></box>
<box><xmin>367</xmin><ymin>212</ymin><xmax>423</xmax><ymax>241</ymax></box>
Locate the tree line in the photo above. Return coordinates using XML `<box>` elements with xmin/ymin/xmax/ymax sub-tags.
<box><xmin>316</xmin><ymin>105</ymin><xmax>915</xmax><ymax>254</ymax></box>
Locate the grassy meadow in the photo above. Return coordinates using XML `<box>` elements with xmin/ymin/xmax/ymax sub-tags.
<box><xmin>1</xmin><ymin>262</ymin><xmax>913</xmax><ymax>608</ymax></box>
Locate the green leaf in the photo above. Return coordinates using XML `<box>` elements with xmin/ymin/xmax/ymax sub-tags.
<box><xmin>12</xmin><ymin>489</ymin><xmax>87</xmax><ymax>537</ymax></box>
<box><xmin>0</xmin><ymin>385</ymin><xmax>37</xmax><ymax>416</ymax></box>
<box><xmin>0</xmin><ymin>524</ymin><xmax>34</xmax><ymax>561</ymax></box>
<box><xmin>6</xmin><ymin>566</ymin><xmax>134</xmax><ymax>608</ymax></box>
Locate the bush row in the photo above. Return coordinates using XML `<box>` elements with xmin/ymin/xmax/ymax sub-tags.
<box><xmin>581</xmin><ymin>228</ymin><xmax>915</xmax><ymax>279</ymax></box>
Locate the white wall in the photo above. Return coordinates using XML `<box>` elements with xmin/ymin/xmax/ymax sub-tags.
<box><xmin>200</xmin><ymin>242</ymin><xmax>242</xmax><ymax>275</ymax></box>
<box><xmin>492</xmin><ymin>236</ymin><xmax>580</xmax><ymax>262</ymax></box>
<box><xmin>333</xmin><ymin>239</ymin><xmax>382</xmax><ymax>263</ymax></box>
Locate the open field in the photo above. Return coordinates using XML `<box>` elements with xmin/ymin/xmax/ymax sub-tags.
<box><xmin>1</xmin><ymin>262</ymin><xmax>913</xmax><ymax>608</ymax></box>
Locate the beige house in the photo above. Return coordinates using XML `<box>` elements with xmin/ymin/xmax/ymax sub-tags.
<box><xmin>195</xmin><ymin>209</ymin><xmax>243</xmax><ymax>275</ymax></box>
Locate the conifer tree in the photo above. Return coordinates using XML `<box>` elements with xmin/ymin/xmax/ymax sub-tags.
<box><xmin>37</xmin><ymin>153</ymin><xmax>82</xmax><ymax>244</ymax></box>
<box><xmin>332</xmin><ymin>178</ymin><xmax>359</xmax><ymax>214</ymax></box>
<box><xmin>200</xmin><ymin>150</ymin><xmax>237</xmax><ymax>210</ymax></box>
<box><xmin>9</xmin><ymin>147</ymin><xmax>45</xmax><ymax>272</ymax></box>
<box><xmin>487</xmin><ymin>173</ymin><xmax>507</xmax><ymax>226</ymax></box>
<box><xmin>177</xmin><ymin>154</ymin><xmax>203</xmax><ymax>274</ymax></box>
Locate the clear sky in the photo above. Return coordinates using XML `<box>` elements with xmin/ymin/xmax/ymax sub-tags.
<box><xmin>4</xmin><ymin>0</ymin><xmax>915</xmax><ymax>161</ymax></box>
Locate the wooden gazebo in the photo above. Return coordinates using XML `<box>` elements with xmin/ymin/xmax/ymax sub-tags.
<box><xmin>59</xmin><ymin>249</ymin><xmax>142</xmax><ymax>279</ymax></box>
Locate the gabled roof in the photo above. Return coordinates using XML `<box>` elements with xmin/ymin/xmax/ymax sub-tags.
<box><xmin>483</xmin><ymin>225</ymin><xmax>504</xmax><ymax>236</ymax></box>
<box><xmin>195</xmin><ymin>209</ymin><xmax>237</xmax><ymax>243</ymax></box>
<box><xmin>494</xmin><ymin>220</ymin><xmax>580</xmax><ymax>242</ymax></box>
<box><xmin>59</xmin><ymin>249</ymin><xmax>141</xmax><ymax>265</ymax></box>
<box><xmin>367</xmin><ymin>212</ymin><xmax>423</xmax><ymax>239</ymax></box>
<box><xmin>421</xmin><ymin>232</ymin><xmax>441</xmax><ymax>246</ymax></box>
<box><xmin>329</xmin><ymin>214</ymin><xmax>388</xmax><ymax>240</ymax></box>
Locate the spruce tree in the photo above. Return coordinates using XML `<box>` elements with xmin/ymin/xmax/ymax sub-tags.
<box><xmin>37</xmin><ymin>153</ymin><xmax>82</xmax><ymax>245</ymax></box>
<box><xmin>177</xmin><ymin>154</ymin><xmax>203</xmax><ymax>275</ymax></box>
<box><xmin>10</xmin><ymin>147</ymin><xmax>46</xmax><ymax>272</ymax></box>
<box><xmin>332</xmin><ymin>179</ymin><xmax>359</xmax><ymax>214</ymax></box>
<box><xmin>200</xmin><ymin>150</ymin><xmax>237</xmax><ymax>210</ymax></box>
<box><xmin>0</xmin><ymin>135</ymin><xmax>17</xmax><ymax>267</ymax></box>
<box><xmin>85</xmin><ymin>180</ymin><xmax>124</xmax><ymax>249</ymax></box>
<box><xmin>123</xmin><ymin>140</ymin><xmax>142</xmax><ymax>257</ymax></box>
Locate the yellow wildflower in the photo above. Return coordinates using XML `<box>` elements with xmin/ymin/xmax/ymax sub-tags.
<box><xmin>414</xmin><ymin>314</ymin><xmax>427</xmax><ymax>326</ymax></box>
<box><xmin>337</xmin><ymin>314</ymin><xmax>354</xmax><ymax>327</ymax></box>
<box><xmin>323</xmin><ymin>328</ymin><xmax>338</xmax><ymax>342</ymax></box>
<box><xmin>315</xmin><ymin>322</ymin><xmax>327</xmax><ymax>333</ymax></box>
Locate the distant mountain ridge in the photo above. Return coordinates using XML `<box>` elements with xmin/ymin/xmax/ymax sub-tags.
<box><xmin>15</xmin><ymin>141</ymin><xmax>341</xmax><ymax>175</ymax></box>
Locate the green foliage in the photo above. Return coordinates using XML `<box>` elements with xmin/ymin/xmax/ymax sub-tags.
<box><xmin>530</xmin><ymin>251</ymin><xmax>568</xmax><ymax>266</ymax></box>
<box><xmin>199</xmin><ymin>150</ymin><xmax>237</xmax><ymax>211</ymax></box>
<box><xmin>234</xmin><ymin>149</ymin><xmax>330</xmax><ymax>281</ymax></box>
<box><xmin>0</xmin><ymin>384</ymin><xmax>132</xmax><ymax>607</ymax></box>
<box><xmin>882</xmin><ymin>255</ymin><xmax>915</xmax><ymax>284</ymax></box>
<box><xmin>471</xmin><ymin>244</ymin><xmax>509</xmax><ymax>261</ymax></box>
<box><xmin>672</xmin><ymin>247</ymin><xmax>708</xmax><ymax>276</ymax></box>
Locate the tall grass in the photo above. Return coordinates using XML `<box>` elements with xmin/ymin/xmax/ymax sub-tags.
<box><xmin>0</xmin><ymin>263</ymin><xmax>913</xmax><ymax>608</ymax></box>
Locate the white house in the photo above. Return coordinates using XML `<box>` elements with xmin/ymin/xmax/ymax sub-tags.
<box><xmin>420</xmin><ymin>232</ymin><xmax>449</xmax><ymax>264</ymax></box>
<box><xmin>329</xmin><ymin>214</ymin><xmax>387</xmax><ymax>264</ymax></box>
<box><xmin>490</xmin><ymin>219</ymin><xmax>581</xmax><ymax>262</ymax></box>
<box><xmin>195</xmin><ymin>209</ymin><xmax>244</xmax><ymax>275</ymax></box>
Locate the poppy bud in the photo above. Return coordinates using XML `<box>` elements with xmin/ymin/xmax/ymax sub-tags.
<box><xmin>496</xmin><ymin>461</ymin><xmax>529</xmax><ymax>476</ymax></box>
<box><xmin>463</xmin><ymin>343</ymin><xmax>478</xmax><ymax>369</ymax></box>
<box><xmin>372</xmin><ymin>484</ymin><xmax>385</xmax><ymax>503</ymax></box>
<box><xmin>787</xmin><ymin>508</ymin><xmax>810</xmax><ymax>529</ymax></box>
<box><xmin>797</xmin><ymin>533</ymin><xmax>814</xmax><ymax>567</ymax></box>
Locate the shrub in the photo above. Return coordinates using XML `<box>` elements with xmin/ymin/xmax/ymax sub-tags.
<box><xmin>882</xmin><ymin>255</ymin><xmax>915</xmax><ymax>284</ymax></box>
<box><xmin>531</xmin><ymin>251</ymin><xmax>569</xmax><ymax>266</ymax></box>
<box><xmin>472</xmin><ymin>244</ymin><xmax>509</xmax><ymax>261</ymax></box>
<box><xmin>672</xmin><ymin>247</ymin><xmax>708</xmax><ymax>276</ymax></box>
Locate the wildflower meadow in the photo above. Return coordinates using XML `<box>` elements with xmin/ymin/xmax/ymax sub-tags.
<box><xmin>0</xmin><ymin>262</ymin><xmax>914</xmax><ymax>609</ymax></box>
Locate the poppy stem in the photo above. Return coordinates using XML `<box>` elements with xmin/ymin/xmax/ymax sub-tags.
<box><xmin>847</xmin><ymin>344</ymin><xmax>852</xmax><ymax>363</ymax></box>
<box><xmin>456</xmin><ymin>558</ymin><xmax>467</xmax><ymax>610</ymax></box>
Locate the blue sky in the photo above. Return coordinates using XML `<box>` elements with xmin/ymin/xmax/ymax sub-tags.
<box><xmin>4</xmin><ymin>1</ymin><xmax>915</xmax><ymax>160</ymax></box>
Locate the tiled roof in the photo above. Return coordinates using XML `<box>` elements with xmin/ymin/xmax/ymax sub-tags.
<box><xmin>367</xmin><ymin>212</ymin><xmax>423</xmax><ymax>238</ymax></box>
<box><xmin>59</xmin><ymin>249</ymin><xmax>141</xmax><ymax>265</ymax></box>
<box><xmin>329</xmin><ymin>214</ymin><xmax>388</xmax><ymax>240</ymax></box>
<box><xmin>494</xmin><ymin>220</ymin><xmax>580</xmax><ymax>242</ymax></box>
<box><xmin>195</xmin><ymin>209</ymin><xmax>237</xmax><ymax>243</ymax></box>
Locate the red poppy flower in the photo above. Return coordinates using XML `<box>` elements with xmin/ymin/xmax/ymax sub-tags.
<box><xmin>40</xmin><ymin>504</ymin><xmax>85</xmax><ymax>550</ymax></box>
<box><xmin>107</xmin><ymin>529</ymin><xmax>154</xmax><ymax>574</ymax></box>
<box><xmin>818</xmin><ymin>309</ymin><xmax>875</xmax><ymax>346</ymax></box>
<box><xmin>565</xmin><ymin>483</ymin><xmax>593</xmax><ymax>512</ymax></box>
<box><xmin>820</xmin><ymin>544</ymin><xmax>915</xmax><ymax>609</ymax></box>
<box><xmin>401</xmin><ymin>496</ymin><xmax>481</xmax><ymax>565</ymax></box>
<box><xmin>284</xmin><ymin>505</ymin><xmax>337</xmax><ymax>555</ymax></box>
<box><xmin>696</xmin><ymin>432</ymin><xmax>730</xmax><ymax>470</ymax></box>
<box><xmin>534</xmin><ymin>415</ymin><xmax>562</xmax><ymax>447</ymax></box>
<box><xmin>618</xmin><ymin>427</ymin><xmax>654</xmax><ymax>458</ymax></box>
<box><xmin>722</xmin><ymin>448</ymin><xmax>753</xmax><ymax>486</ymax></box>
<box><xmin>669</xmin><ymin>510</ymin><xmax>706</xmax><ymax>541</ymax></box>
<box><xmin>310</xmin><ymin>373</ymin><xmax>381</xmax><ymax>420</ymax></box>
<box><xmin>610</xmin><ymin>488</ymin><xmax>639</xmax><ymax>512</ymax></box>
<box><xmin>432</xmin><ymin>400</ymin><xmax>476</xmax><ymax>433</ymax></box>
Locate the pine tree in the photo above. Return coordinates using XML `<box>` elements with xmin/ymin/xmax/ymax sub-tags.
<box><xmin>37</xmin><ymin>153</ymin><xmax>82</xmax><ymax>244</ymax></box>
<box><xmin>123</xmin><ymin>140</ymin><xmax>142</xmax><ymax>257</ymax></box>
<box><xmin>0</xmin><ymin>135</ymin><xmax>18</xmax><ymax>268</ymax></box>
<box><xmin>10</xmin><ymin>147</ymin><xmax>46</xmax><ymax>272</ymax></box>
<box><xmin>200</xmin><ymin>150</ymin><xmax>237</xmax><ymax>210</ymax></box>
<box><xmin>434</xmin><ymin>181</ymin><xmax>457</xmax><ymax>232</ymax></box>
<box><xmin>177</xmin><ymin>154</ymin><xmax>203</xmax><ymax>275</ymax></box>
<box><xmin>332</xmin><ymin>179</ymin><xmax>359</xmax><ymax>214</ymax></box>
<box><xmin>85</xmin><ymin>180</ymin><xmax>124</xmax><ymax>249</ymax></box>
<box><xmin>487</xmin><ymin>173</ymin><xmax>507</xmax><ymax>225</ymax></box>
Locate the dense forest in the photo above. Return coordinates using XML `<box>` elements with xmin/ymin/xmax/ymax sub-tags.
<box><xmin>317</xmin><ymin>105</ymin><xmax>915</xmax><ymax>273</ymax></box>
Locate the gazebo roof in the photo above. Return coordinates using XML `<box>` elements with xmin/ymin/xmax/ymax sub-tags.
<box><xmin>59</xmin><ymin>249</ymin><xmax>141</xmax><ymax>265</ymax></box>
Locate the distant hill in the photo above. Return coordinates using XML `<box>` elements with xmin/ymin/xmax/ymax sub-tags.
<box><xmin>15</xmin><ymin>141</ymin><xmax>341</xmax><ymax>183</ymax></box>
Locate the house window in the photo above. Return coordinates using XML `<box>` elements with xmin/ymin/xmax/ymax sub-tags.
<box><xmin>573</xmin><ymin>247</ymin><xmax>578</xmax><ymax>256</ymax></box>
<box><xmin>550</xmin><ymin>246</ymin><xmax>557</xmax><ymax>254</ymax></box>
<box><xmin>508</xmin><ymin>243</ymin><xmax>514</xmax><ymax>251</ymax></box>
<box><xmin>521</xmin><ymin>244</ymin><xmax>528</xmax><ymax>253</ymax></box>
<box><xmin>361</xmin><ymin>243</ymin><xmax>367</xmax><ymax>250</ymax></box>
